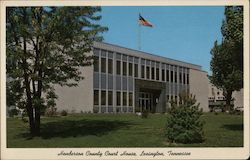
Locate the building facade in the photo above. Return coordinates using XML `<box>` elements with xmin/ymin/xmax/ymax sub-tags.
<box><xmin>55</xmin><ymin>42</ymin><xmax>209</xmax><ymax>113</ymax></box>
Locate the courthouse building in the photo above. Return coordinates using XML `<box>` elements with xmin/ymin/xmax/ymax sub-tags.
<box><xmin>55</xmin><ymin>42</ymin><xmax>209</xmax><ymax>113</ymax></box>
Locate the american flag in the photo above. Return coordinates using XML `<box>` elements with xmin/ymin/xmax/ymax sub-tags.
<box><xmin>139</xmin><ymin>14</ymin><xmax>153</xmax><ymax>27</ymax></box>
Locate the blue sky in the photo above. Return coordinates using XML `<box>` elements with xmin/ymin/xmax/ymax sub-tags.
<box><xmin>98</xmin><ymin>6</ymin><xmax>225</xmax><ymax>73</ymax></box>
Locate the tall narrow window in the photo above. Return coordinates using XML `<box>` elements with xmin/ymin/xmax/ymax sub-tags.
<box><xmin>123</xmin><ymin>92</ymin><xmax>127</xmax><ymax>106</ymax></box>
<box><xmin>129</xmin><ymin>92</ymin><xmax>133</xmax><ymax>106</ymax></box>
<box><xmin>129</xmin><ymin>63</ymin><xmax>132</xmax><ymax>76</ymax></box>
<box><xmin>101</xmin><ymin>90</ymin><xmax>106</xmax><ymax>105</ymax></box>
<box><xmin>187</xmin><ymin>74</ymin><xmax>189</xmax><ymax>84</ymax></box>
<box><xmin>141</xmin><ymin>65</ymin><xmax>145</xmax><ymax>78</ymax></box>
<box><xmin>162</xmin><ymin>69</ymin><xmax>165</xmax><ymax>81</ymax></box>
<box><xmin>151</xmin><ymin>67</ymin><xmax>155</xmax><ymax>80</ymax></box>
<box><xmin>146</xmin><ymin>66</ymin><xmax>150</xmax><ymax>79</ymax></box>
<box><xmin>101</xmin><ymin>58</ymin><xmax>106</xmax><ymax>73</ymax></box>
<box><xmin>174</xmin><ymin>72</ymin><xmax>177</xmax><ymax>83</ymax></box>
<box><xmin>134</xmin><ymin>64</ymin><xmax>138</xmax><ymax>77</ymax></box>
<box><xmin>123</xmin><ymin>62</ymin><xmax>127</xmax><ymax>76</ymax></box>
<box><xmin>156</xmin><ymin>68</ymin><xmax>159</xmax><ymax>80</ymax></box>
<box><xmin>116</xmin><ymin>61</ymin><xmax>121</xmax><ymax>75</ymax></box>
<box><xmin>166</xmin><ymin>70</ymin><xmax>169</xmax><ymax>82</ymax></box>
<box><xmin>171</xmin><ymin>71</ymin><xmax>173</xmax><ymax>82</ymax></box>
<box><xmin>94</xmin><ymin>56</ymin><xmax>99</xmax><ymax>72</ymax></box>
<box><xmin>94</xmin><ymin>90</ymin><xmax>99</xmax><ymax>105</ymax></box>
<box><xmin>117</xmin><ymin>91</ymin><xmax>121</xmax><ymax>106</ymax></box>
<box><xmin>108</xmin><ymin>91</ymin><xmax>113</xmax><ymax>105</ymax></box>
<box><xmin>108</xmin><ymin>59</ymin><xmax>113</xmax><ymax>74</ymax></box>
<box><xmin>183</xmin><ymin>73</ymin><xmax>186</xmax><ymax>84</ymax></box>
<box><xmin>179</xmin><ymin>73</ymin><xmax>182</xmax><ymax>83</ymax></box>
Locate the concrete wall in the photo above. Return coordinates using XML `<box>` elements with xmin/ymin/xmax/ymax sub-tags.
<box><xmin>54</xmin><ymin>65</ymin><xmax>93</xmax><ymax>113</ymax></box>
<box><xmin>189</xmin><ymin>69</ymin><xmax>209</xmax><ymax>112</ymax></box>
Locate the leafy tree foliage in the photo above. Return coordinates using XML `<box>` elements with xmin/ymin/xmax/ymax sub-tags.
<box><xmin>210</xmin><ymin>6</ymin><xmax>243</xmax><ymax>111</ymax></box>
<box><xmin>166</xmin><ymin>93</ymin><xmax>205</xmax><ymax>144</ymax></box>
<box><xmin>6</xmin><ymin>7</ymin><xmax>107</xmax><ymax>136</ymax></box>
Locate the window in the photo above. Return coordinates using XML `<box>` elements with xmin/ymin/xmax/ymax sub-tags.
<box><xmin>116</xmin><ymin>91</ymin><xmax>121</xmax><ymax>106</ymax></box>
<box><xmin>101</xmin><ymin>58</ymin><xmax>106</xmax><ymax>73</ymax></box>
<box><xmin>108</xmin><ymin>91</ymin><xmax>113</xmax><ymax>105</ymax></box>
<box><xmin>129</xmin><ymin>92</ymin><xmax>133</xmax><ymax>106</ymax></box>
<box><xmin>166</xmin><ymin>70</ymin><xmax>169</xmax><ymax>82</ymax></box>
<box><xmin>187</xmin><ymin>74</ymin><xmax>189</xmax><ymax>84</ymax></box>
<box><xmin>123</xmin><ymin>92</ymin><xmax>127</xmax><ymax>106</ymax></box>
<box><xmin>123</xmin><ymin>62</ymin><xmax>127</xmax><ymax>76</ymax></box>
<box><xmin>108</xmin><ymin>59</ymin><xmax>113</xmax><ymax>74</ymax></box>
<box><xmin>129</xmin><ymin>63</ymin><xmax>132</xmax><ymax>76</ymax></box>
<box><xmin>171</xmin><ymin>71</ymin><xmax>173</xmax><ymax>82</ymax></box>
<box><xmin>151</xmin><ymin>67</ymin><xmax>155</xmax><ymax>80</ymax></box>
<box><xmin>93</xmin><ymin>48</ymin><xmax>99</xmax><ymax>55</ymax></box>
<box><xmin>94</xmin><ymin>56</ymin><xmax>99</xmax><ymax>72</ymax></box>
<box><xmin>167</xmin><ymin>95</ymin><xmax>170</xmax><ymax>102</ymax></box>
<box><xmin>116</xmin><ymin>61</ymin><xmax>121</xmax><ymax>75</ymax></box>
<box><xmin>174</xmin><ymin>72</ymin><xmax>177</xmax><ymax>83</ymax></box>
<box><xmin>94</xmin><ymin>90</ymin><xmax>99</xmax><ymax>105</ymax></box>
<box><xmin>156</xmin><ymin>68</ymin><xmax>159</xmax><ymax>80</ymax></box>
<box><xmin>211</xmin><ymin>88</ymin><xmax>215</xmax><ymax>96</ymax></box>
<box><xmin>134</xmin><ymin>64</ymin><xmax>138</xmax><ymax>77</ymax></box>
<box><xmin>101</xmin><ymin>90</ymin><xmax>106</xmax><ymax>105</ymax></box>
<box><xmin>141</xmin><ymin>65</ymin><xmax>145</xmax><ymax>78</ymax></box>
<box><xmin>183</xmin><ymin>73</ymin><xmax>186</xmax><ymax>84</ymax></box>
<box><xmin>179</xmin><ymin>73</ymin><xmax>182</xmax><ymax>83</ymax></box>
<box><xmin>162</xmin><ymin>69</ymin><xmax>165</xmax><ymax>81</ymax></box>
<box><xmin>146</xmin><ymin>66</ymin><xmax>150</xmax><ymax>79</ymax></box>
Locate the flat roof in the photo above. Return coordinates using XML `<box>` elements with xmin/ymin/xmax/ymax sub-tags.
<box><xmin>93</xmin><ymin>41</ymin><xmax>203</xmax><ymax>71</ymax></box>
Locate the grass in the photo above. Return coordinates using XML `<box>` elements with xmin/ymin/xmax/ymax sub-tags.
<box><xmin>7</xmin><ymin>112</ymin><xmax>243</xmax><ymax>148</ymax></box>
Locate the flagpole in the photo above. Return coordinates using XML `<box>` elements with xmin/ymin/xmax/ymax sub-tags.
<box><xmin>138</xmin><ymin>23</ymin><xmax>141</xmax><ymax>50</ymax></box>
<box><xmin>138</xmin><ymin>14</ymin><xmax>141</xmax><ymax>51</ymax></box>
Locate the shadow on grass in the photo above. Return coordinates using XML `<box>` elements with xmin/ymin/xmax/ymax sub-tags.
<box><xmin>222</xmin><ymin>124</ymin><xmax>243</xmax><ymax>131</ymax></box>
<box><xmin>18</xmin><ymin>119</ymin><xmax>133</xmax><ymax>140</ymax></box>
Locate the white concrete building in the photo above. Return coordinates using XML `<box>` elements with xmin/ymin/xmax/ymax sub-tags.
<box><xmin>55</xmin><ymin>42</ymin><xmax>209</xmax><ymax>113</ymax></box>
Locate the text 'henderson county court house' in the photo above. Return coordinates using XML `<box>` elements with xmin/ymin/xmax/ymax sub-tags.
<box><xmin>55</xmin><ymin>41</ymin><xmax>211</xmax><ymax>114</ymax></box>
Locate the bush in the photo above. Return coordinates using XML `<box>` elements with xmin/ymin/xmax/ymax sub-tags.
<box><xmin>45</xmin><ymin>107</ymin><xmax>57</xmax><ymax>117</ymax></box>
<box><xmin>141</xmin><ymin>110</ymin><xmax>149</xmax><ymax>118</ymax></box>
<box><xmin>61</xmin><ymin>110</ymin><xmax>68</xmax><ymax>116</ymax></box>
<box><xmin>166</xmin><ymin>93</ymin><xmax>205</xmax><ymax>144</ymax></box>
<box><xmin>8</xmin><ymin>108</ymin><xmax>19</xmax><ymax>117</ymax></box>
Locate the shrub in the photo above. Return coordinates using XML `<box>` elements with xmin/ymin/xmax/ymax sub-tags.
<box><xmin>8</xmin><ymin>108</ymin><xmax>19</xmax><ymax>117</ymax></box>
<box><xmin>45</xmin><ymin>107</ymin><xmax>57</xmax><ymax>117</ymax></box>
<box><xmin>166</xmin><ymin>93</ymin><xmax>205</xmax><ymax>144</ymax></box>
<box><xmin>141</xmin><ymin>110</ymin><xmax>149</xmax><ymax>118</ymax></box>
<box><xmin>61</xmin><ymin>110</ymin><xmax>68</xmax><ymax>116</ymax></box>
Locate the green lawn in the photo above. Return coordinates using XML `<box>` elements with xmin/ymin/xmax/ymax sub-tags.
<box><xmin>7</xmin><ymin>113</ymin><xmax>243</xmax><ymax>148</ymax></box>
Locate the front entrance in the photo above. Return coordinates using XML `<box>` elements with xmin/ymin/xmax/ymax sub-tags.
<box><xmin>139</xmin><ymin>92</ymin><xmax>153</xmax><ymax>112</ymax></box>
<box><xmin>135</xmin><ymin>79</ymin><xmax>166</xmax><ymax>113</ymax></box>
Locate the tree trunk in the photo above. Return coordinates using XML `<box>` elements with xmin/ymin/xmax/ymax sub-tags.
<box><xmin>34</xmin><ymin>107</ymin><xmax>41</xmax><ymax>136</ymax></box>
<box><xmin>225</xmin><ymin>90</ymin><xmax>233</xmax><ymax>112</ymax></box>
<box><xmin>27</xmin><ymin>99</ymin><xmax>35</xmax><ymax>135</ymax></box>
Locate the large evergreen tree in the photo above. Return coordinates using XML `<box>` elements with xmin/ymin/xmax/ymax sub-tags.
<box><xmin>210</xmin><ymin>6</ymin><xmax>243</xmax><ymax>111</ymax></box>
<box><xmin>6</xmin><ymin>7</ymin><xmax>108</xmax><ymax>136</ymax></box>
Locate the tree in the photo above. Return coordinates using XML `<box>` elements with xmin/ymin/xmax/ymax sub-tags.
<box><xmin>210</xmin><ymin>6</ymin><xmax>243</xmax><ymax>111</ymax></box>
<box><xmin>6</xmin><ymin>7</ymin><xmax>108</xmax><ymax>136</ymax></box>
<box><xmin>166</xmin><ymin>93</ymin><xmax>204</xmax><ymax>144</ymax></box>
